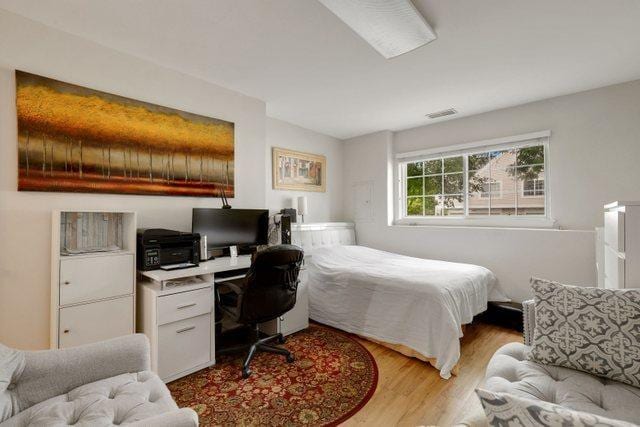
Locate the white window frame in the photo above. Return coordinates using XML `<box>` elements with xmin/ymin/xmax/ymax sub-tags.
<box><xmin>394</xmin><ymin>131</ymin><xmax>555</xmax><ymax>228</ymax></box>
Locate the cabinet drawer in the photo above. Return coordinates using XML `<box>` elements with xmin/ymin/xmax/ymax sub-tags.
<box><xmin>604</xmin><ymin>210</ymin><xmax>625</xmax><ymax>253</ymax></box>
<box><xmin>59</xmin><ymin>296</ymin><xmax>133</xmax><ymax>348</ymax></box>
<box><xmin>604</xmin><ymin>246</ymin><xmax>624</xmax><ymax>289</ymax></box>
<box><xmin>158</xmin><ymin>314</ymin><xmax>210</xmax><ymax>380</ymax></box>
<box><xmin>157</xmin><ymin>287</ymin><xmax>212</xmax><ymax>326</ymax></box>
<box><xmin>60</xmin><ymin>254</ymin><xmax>134</xmax><ymax>306</ymax></box>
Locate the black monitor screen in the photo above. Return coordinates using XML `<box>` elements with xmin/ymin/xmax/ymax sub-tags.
<box><xmin>192</xmin><ymin>208</ymin><xmax>269</xmax><ymax>249</ymax></box>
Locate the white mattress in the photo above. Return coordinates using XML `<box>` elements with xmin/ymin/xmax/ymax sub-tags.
<box><xmin>306</xmin><ymin>245</ymin><xmax>502</xmax><ymax>379</ymax></box>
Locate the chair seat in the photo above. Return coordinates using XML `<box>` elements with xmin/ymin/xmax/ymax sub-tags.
<box><xmin>1</xmin><ymin>371</ymin><xmax>177</xmax><ymax>427</ymax></box>
<box><xmin>483</xmin><ymin>342</ymin><xmax>640</xmax><ymax>424</ymax></box>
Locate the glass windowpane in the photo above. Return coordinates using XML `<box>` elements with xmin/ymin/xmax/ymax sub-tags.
<box><xmin>406</xmin><ymin>197</ymin><xmax>423</xmax><ymax>216</ymax></box>
<box><xmin>468</xmin><ymin>190</ymin><xmax>489</xmax><ymax>216</ymax></box>
<box><xmin>424</xmin><ymin>176</ymin><xmax>442</xmax><ymax>195</ymax></box>
<box><xmin>443</xmin><ymin>156</ymin><xmax>463</xmax><ymax>173</ymax></box>
<box><xmin>468</xmin><ymin>152</ymin><xmax>490</xmax><ymax>171</ymax></box>
<box><xmin>442</xmin><ymin>195</ymin><xmax>464</xmax><ymax>216</ymax></box>
<box><xmin>424</xmin><ymin>159</ymin><xmax>442</xmax><ymax>175</ymax></box>
<box><xmin>444</xmin><ymin>173</ymin><xmax>463</xmax><ymax>194</ymax></box>
<box><xmin>424</xmin><ymin>196</ymin><xmax>438</xmax><ymax>216</ymax></box>
<box><xmin>407</xmin><ymin>177</ymin><xmax>423</xmax><ymax>196</ymax></box>
<box><xmin>407</xmin><ymin>162</ymin><xmax>423</xmax><ymax>177</ymax></box>
<box><xmin>517</xmin><ymin>146</ymin><xmax>544</xmax><ymax>166</ymax></box>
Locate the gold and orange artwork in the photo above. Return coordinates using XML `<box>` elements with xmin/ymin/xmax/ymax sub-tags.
<box><xmin>16</xmin><ymin>70</ymin><xmax>235</xmax><ymax>197</ymax></box>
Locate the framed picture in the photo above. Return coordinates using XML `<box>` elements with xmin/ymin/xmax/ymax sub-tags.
<box><xmin>272</xmin><ymin>147</ymin><xmax>326</xmax><ymax>192</ymax></box>
<box><xmin>16</xmin><ymin>70</ymin><xmax>234</xmax><ymax>197</ymax></box>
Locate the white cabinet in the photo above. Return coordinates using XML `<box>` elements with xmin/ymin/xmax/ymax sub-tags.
<box><xmin>59</xmin><ymin>296</ymin><xmax>134</xmax><ymax>348</ymax></box>
<box><xmin>51</xmin><ymin>211</ymin><xmax>137</xmax><ymax>349</ymax></box>
<box><xmin>261</xmin><ymin>269</ymin><xmax>309</xmax><ymax>337</ymax></box>
<box><xmin>603</xmin><ymin>202</ymin><xmax>640</xmax><ymax>289</ymax></box>
<box><xmin>138</xmin><ymin>281</ymin><xmax>215</xmax><ymax>383</ymax></box>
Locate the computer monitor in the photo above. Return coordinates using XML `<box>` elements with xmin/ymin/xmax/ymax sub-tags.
<box><xmin>192</xmin><ymin>208</ymin><xmax>269</xmax><ymax>251</ymax></box>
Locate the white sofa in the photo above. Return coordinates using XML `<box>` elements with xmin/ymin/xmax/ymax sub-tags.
<box><xmin>477</xmin><ymin>300</ymin><xmax>640</xmax><ymax>425</ymax></box>
<box><xmin>0</xmin><ymin>334</ymin><xmax>198</xmax><ymax>427</ymax></box>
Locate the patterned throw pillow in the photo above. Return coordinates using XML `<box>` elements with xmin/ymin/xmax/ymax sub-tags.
<box><xmin>528</xmin><ymin>277</ymin><xmax>640</xmax><ymax>388</ymax></box>
<box><xmin>476</xmin><ymin>388</ymin><xmax>637</xmax><ymax>427</ymax></box>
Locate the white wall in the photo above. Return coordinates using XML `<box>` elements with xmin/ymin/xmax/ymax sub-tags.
<box><xmin>395</xmin><ymin>80</ymin><xmax>640</xmax><ymax>231</ymax></box>
<box><xmin>343</xmin><ymin>80</ymin><xmax>640</xmax><ymax>302</ymax></box>
<box><xmin>265</xmin><ymin>118</ymin><xmax>344</xmax><ymax>222</ymax></box>
<box><xmin>0</xmin><ymin>10</ymin><xmax>270</xmax><ymax>350</ymax></box>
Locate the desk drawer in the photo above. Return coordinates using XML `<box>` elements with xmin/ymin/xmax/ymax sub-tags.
<box><xmin>157</xmin><ymin>287</ymin><xmax>211</xmax><ymax>326</ymax></box>
<box><xmin>60</xmin><ymin>254</ymin><xmax>134</xmax><ymax>306</ymax></box>
<box><xmin>158</xmin><ymin>314</ymin><xmax>210</xmax><ymax>380</ymax></box>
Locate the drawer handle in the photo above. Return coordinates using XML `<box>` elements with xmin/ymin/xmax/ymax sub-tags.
<box><xmin>176</xmin><ymin>326</ymin><xmax>196</xmax><ymax>334</ymax></box>
<box><xmin>63</xmin><ymin>281</ymin><xmax>71</xmax><ymax>285</ymax></box>
<box><xmin>63</xmin><ymin>329</ymin><xmax>70</xmax><ymax>334</ymax></box>
<box><xmin>176</xmin><ymin>302</ymin><xmax>197</xmax><ymax>310</ymax></box>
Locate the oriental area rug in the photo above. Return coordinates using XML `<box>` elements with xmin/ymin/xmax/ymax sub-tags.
<box><xmin>168</xmin><ymin>324</ymin><xmax>378</xmax><ymax>426</ymax></box>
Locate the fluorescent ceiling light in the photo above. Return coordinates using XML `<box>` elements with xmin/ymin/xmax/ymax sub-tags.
<box><xmin>318</xmin><ymin>0</ymin><xmax>436</xmax><ymax>59</ymax></box>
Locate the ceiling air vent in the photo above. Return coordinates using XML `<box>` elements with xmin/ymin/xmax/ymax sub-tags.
<box><xmin>426</xmin><ymin>108</ymin><xmax>457</xmax><ymax>119</ymax></box>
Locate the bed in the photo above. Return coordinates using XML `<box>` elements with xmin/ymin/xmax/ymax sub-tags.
<box><xmin>292</xmin><ymin>222</ymin><xmax>505</xmax><ymax>379</ymax></box>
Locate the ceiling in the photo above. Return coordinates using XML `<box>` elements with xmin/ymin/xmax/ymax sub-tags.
<box><xmin>2</xmin><ymin>0</ymin><xmax>640</xmax><ymax>139</ymax></box>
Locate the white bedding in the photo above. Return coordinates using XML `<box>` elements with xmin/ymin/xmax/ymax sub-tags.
<box><xmin>306</xmin><ymin>245</ymin><xmax>502</xmax><ymax>379</ymax></box>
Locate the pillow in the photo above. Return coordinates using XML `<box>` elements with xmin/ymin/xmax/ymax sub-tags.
<box><xmin>0</xmin><ymin>343</ymin><xmax>25</xmax><ymax>422</ymax></box>
<box><xmin>476</xmin><ymin>388</ymin><xmax>637</xmax><ymax>427</ymax></box>
<box><xmin>527</xmin><ymin>277</ymin><xmax>640</xmax><ymax>388</ymax></box>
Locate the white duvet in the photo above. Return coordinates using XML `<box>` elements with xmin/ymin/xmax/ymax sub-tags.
<box><xmin>306</xmin><ymin>245</ymin><xmax>502</xmax><ymax>379</ymax></box>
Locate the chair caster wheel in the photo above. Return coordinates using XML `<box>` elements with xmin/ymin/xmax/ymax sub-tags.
<box><xmin>286</xmin><ymin>354</ymin><xmax>295</xmax><ymax>363</ymax></box>
<box><xmin>277</xmin><ymin>335</ymin><xmax>286</xmax><ymax>344</ymax></box>
<box><xmin>242</xmin><ymin>368</ymin><xmax>251</xmax><ymax>379</ymax></box>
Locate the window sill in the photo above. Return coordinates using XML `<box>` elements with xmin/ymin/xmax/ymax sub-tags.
<box><xmin>394</xmin><ymin>216</ymin><xmax>558</xmax><ymax>230</ymax></box>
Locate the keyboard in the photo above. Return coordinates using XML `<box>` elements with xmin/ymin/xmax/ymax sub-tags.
<box><xmin>159</xmin><ymin>262</ymin><xmax>197</xmax><ymax>271</ymax></box>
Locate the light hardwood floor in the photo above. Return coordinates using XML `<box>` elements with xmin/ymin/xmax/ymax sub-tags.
<box><xmin>342</xmin><ymin>322</ymin><xmax>522</xmax><ymax>427</ymax></box>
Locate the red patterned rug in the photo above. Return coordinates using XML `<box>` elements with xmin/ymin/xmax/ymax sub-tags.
<box><xmin>168</xmin><ymin>324</ymin><xmax>378</xmax><ymax>426</ymax></box>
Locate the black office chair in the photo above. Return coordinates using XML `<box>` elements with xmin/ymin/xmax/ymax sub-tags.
<box><xmin>216</xmin><ymin>244</ymin><xmax>304</xmax><ymax>378</ymax></box>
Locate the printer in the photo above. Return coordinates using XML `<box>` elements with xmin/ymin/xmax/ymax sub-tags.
<box><xmin>136</xmin><ymin>228</ymin><xmax>200</xmax><ymax>271</ymax></box>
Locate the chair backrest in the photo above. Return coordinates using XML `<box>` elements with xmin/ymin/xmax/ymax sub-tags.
<box><xmin>238</xmin><ymin>244</ymin><xmax>304</xmax><ymax>324</ymax></box>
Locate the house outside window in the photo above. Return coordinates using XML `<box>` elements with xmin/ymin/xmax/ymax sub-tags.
<box><xmin>397</xmin><ymin>131</ymin><xmax>550</xmax><ymax>225</ymax></box>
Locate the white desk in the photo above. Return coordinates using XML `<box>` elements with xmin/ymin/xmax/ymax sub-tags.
<box><xmin>137</xmin><ymin>256</ymin><xmax>251</xmax><ymax>382</ymax></box>
<box><xmin>137</xmin><ymin>254</ymin><xmax>308</xmax><ymax>383</ymax></box>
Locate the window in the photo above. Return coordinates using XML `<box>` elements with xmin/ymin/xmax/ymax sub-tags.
<box><xmin>480</xmin><ymin>181</ymin><xmax>501</xmax><ymax>198</ymax></box>
<box><xmin>406</xmin><ymin>156</ymin><xmax>464</xmax><ymax>216</ymax></box>
<box><xmin>523</xmin><ymin>178</ymin><xmax>544</xmax><ymax>197</ymax></box>
<box><xmin>399</xmin><ymin>133</ymin><xmax>548</xmax><ymax>220</ymax></box>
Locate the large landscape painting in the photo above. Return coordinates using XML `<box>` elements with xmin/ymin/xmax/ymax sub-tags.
<box><xmin>16</xmin><ymin>71</ymin><xmax>235</xmax><ymax>197</ymax></box>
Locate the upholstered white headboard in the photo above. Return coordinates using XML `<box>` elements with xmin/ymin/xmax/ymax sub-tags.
<box><xmin>291</xmin><ymin>222</ymin><xmax>356</xmax><ymax>255</ymax></box>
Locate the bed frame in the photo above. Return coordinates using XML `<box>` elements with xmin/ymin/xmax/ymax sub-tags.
<box><xmin>291</xmin><ymin>222</ymin><xmax>461</xmax><ymax>375</ymax></box>
<box><xmin>291</xmin><ymin>222</ymin><xmax>356</xmax><ymax>255</ymax></box>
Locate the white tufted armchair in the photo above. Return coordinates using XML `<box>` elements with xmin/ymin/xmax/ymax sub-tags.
<box><xmin>0</xmin><ymin>334</ymin><xmax>198</xmax><ymax>426</ymax></box>
<box><xmin>458</xmin><ymin>299</ymin><xmax>640</xmax><ymax>426</ymax></box>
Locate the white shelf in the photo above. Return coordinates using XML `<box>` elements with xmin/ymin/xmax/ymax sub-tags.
<box><xmin>60</xmin><ymin>250</ymin><xmax>134</xmax><ymax>260</ymax></box>
<box><xmin>140</xmin><ymin>255</ymin><xmax>252</xmax><ymax>283</ymax></box>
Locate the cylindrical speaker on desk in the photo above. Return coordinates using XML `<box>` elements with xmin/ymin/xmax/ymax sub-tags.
<box><xmin>200</xmin><ymin>235</ymin><xmax>208</xmax><ymax>261</ymax></box>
